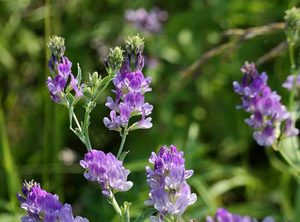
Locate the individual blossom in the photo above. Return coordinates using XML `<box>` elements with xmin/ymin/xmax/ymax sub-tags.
<box><xmin>80</xmin><ymin>149</ymin><xmax>133</xmax><ymax>198</ymax></box>
<box><xmin>145</xmin><ymin>145</ymin><xmax>197</xmax><ymax>222</ymax></box>
<box><xmin>103</xmin><ymin>35</ymin><xmax>153</xmax><ymax>132</ymax></box>
<box><xmin>206</xmin><ymin>208</ymin><xmax>275</xmax><ymax>222</ymax></box>
<box><xmin>17</xmin><ymin>180</ymin><xmax>89</xmax><ymax>222</ymax></box>
<box><xmin>125</xmin><ymin>7</ymin><xmax>168</xmax><ymax>34</ymax></box>
<box><xmin>233</xmin><ymin>62</ymin><xmax>298</xmax><ymax>147</ymax></box>
<box><xmin>282</xmin><ymin>74</ymin><xmax>300</xmax><ymax>90</ymax></box>
<box><xmin>46</xmin><ymin>36</ymin><xmax>83</xmax><ymax>103</ymax></box>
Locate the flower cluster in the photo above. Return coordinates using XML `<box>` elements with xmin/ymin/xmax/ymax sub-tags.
<box><xmin>206</xmin><ymin>208</ymin><xmax>275</xmax><ymax>222</ymax></box>
<box><xmin>103</xmin><ymin>35</ymin><xmax>153</xmax><ymax>132</ymax></box>
<box><xmin>46</xmin><ymin>35</ymin><xmax>83</xmax><ymax>103</ymax></box>
<box><xmin>80</xmin><ymin>149</ymin><xmax>133</xmax><ymax>197</ymax></box>
<box><xmin>233</xmin><ymin>62</ymin><xmax>298</xmax><ymax>147</ymax></box>
<box><xmin>125</xmin><ymin>7</ymin><xmax>168</xmax><ymax>34</ymax></box>
<box><xmin>17</xmin><ymin>180</ymin><xmax>88</xmax><ymax>222</ymax></box>
<box><xmin>145</xmin><ymin>145</ymin><xmax>197</xmax><ymax>221</ymax></box>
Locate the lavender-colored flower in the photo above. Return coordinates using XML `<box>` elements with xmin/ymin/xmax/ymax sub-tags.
<box><xmin>206</xmin><ymin>208</ymin><xmax>275</xmax><ymax>222</ymax></box>
<box><xmin>103</xmin><ymin>36</ymin><xmax>153</xmax><ymax>132</ymax></box>
<box><xmin>233</xmin><ymin>62</ymin><xmax>298</xmax><ymax>147</ymax></box>
<box><xmin>145</xmin><ymin>145</ymin><xmax>197</xmax><ymax>221</ymax></box>
<box><xmin>17</xmin><ymin>180</ymin><xmax>89</xmax><ymax>222</ymax></box>
<box><xmin>125</xmin><ymin>7</ymin><xmax>168</xmax><ymax>34</ymax></box>
<box><xmin>282</xmin><ymin>74</ymin><xmax>300</xmax><ymax>90</ymax></box>
<box><xmin>80</xmin><ymin>149</ymin><xmax>133</xmax><ymax>197</ymax></box>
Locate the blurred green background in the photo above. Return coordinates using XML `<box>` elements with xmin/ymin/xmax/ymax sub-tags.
<box><xmin>1</xmin><ymin>0</ymin><xmax>300</xmax><ymax>221</ymax></box>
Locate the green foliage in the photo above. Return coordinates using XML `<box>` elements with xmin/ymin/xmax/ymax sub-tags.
<box><xmin>1</xmin><ymin>0</ymin><xmax>300</xmax><ymax>221</ymax></box>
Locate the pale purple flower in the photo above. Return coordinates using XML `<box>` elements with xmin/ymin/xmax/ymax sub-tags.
<box><xmin>233</xmin><ymin>62</ymin><xmax>298</xmax><ymax>147</ymax></box>
<box><xmin>282</xmin><ymin>74</ymin><xmax>300</xmax><ymax>90</ymax></box>
<box><xmin>17</xmin><ymin>180</ymin><xmax>89</xmax><ymax>222</ymax></box>
<box><xmin>145</xmin><ymin>145</ymin><xmax>197</xmax><ymax>221</ymax></box>
<box><xmin>103</xmin><ymin>43</ymin><xmax>153</xmax><ymax>132</ymax></box>
<box><xmin>206</xmin><ymin>208</ymin><xmax>275</xmax><ymax>222</ymax></box>
<box><xmin>80</xmin><ymin>149</ymin><xmax>133</xmax><ymax>197</ymax></box>
<box><xmin>125</xmin><ymin>7</ymin><xmax>168</xmax><ymax>33</ymax></box>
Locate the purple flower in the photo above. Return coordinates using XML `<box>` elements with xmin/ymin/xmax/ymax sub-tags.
<box><xmin>80</xmin><ymin>149</ymin><xmax>133</xmax><ymax>197</ymax></box>
<box><xmin>125</xmin><ymin>7</ymin><xmax>168</xmax><ymax>33</ymax></box>
<box><xmin>206</xmin><ymin>208</ymin><xmax>275</xmax><ymax>222</ymax></box>
<box><xmin>145</xmin><ymin>145</ymin><xmax>197</xmax><ymax>221</ymax></box>
<box><xmin>17</xmin><ymin>180</ymin><xmax>89</xmax><ymax>222</ymax></box>
<box><xmin>282</xmin><ymin>74</ymin><xmax>300</xmax><ymax>90</ymax></box>
<box><xmin>47</xmin><ymin>55</ymin><xmax>83</xmax><ymax>103</ymax></box>
<box><xmin>233</xmin><ymin>62</ymin><xmax>298</xmax><ymax>147</ymax></box>
<box><xmin>47</xmin><ymin>74</ymin><xmax>67</xmax><ymax>103</ymax></box>
<box><xmin>103</xmin><ymin>40</ymin><xmax>153</xmax><ymax>132</ymax></box>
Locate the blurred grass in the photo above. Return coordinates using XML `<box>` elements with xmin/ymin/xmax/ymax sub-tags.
<box><xmin>0</xmin><ymin>107</ymin><xmax>20</xmax><ymax>213</ymax></box>
<box><xmin>1</xmin><ymin>0</ymin><xmax>300</xmax><ymax>221</ymax></box>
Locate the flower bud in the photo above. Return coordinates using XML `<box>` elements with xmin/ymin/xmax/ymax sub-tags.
<box><xmin>47</xmin><ymin>35</ymin><xmax>66</xmax><ymax>59</ymax></box>
<box><xmin>285</xmin><ymin>7</ymin><xmax>300</xmax><ymax>45</ymax></box>
<box><xmin>105</xmin><ymin>47</ymin><xmax>124</xmax><ymax>73</ymax></box>
<box><xmin>125</xmin><ymin>35</ymin><xmax>144</xmax><ymax>56</ymax></box>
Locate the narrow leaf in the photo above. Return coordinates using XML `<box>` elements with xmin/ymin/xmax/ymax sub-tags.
<box><xmin>133</xmin><ymin>208</ymin><xmax>157</xmax><ymax>222</ymax></box>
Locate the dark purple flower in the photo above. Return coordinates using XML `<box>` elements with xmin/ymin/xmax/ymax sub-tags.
<box><xmin>145</xmin><ymin>145</ymin><xmax>197</xmax><ymax>221</ymax></box>
<box><xmin>80</xmin><ymin>149</ymin><xmax>133</xmax><ymax>197</ymax></box>
<box><xmin>17</xmin><ymin>180</ymin><xmax>89</xmax><ymax>222</ymax></box>
<box><xmin>125</xmin><ymin>7</ymin><xmax>168</xmax><ymax>33</ymax></box>
<box><xmin>233</xmin><ymin>62</ymin><xmax>298</xmax><ymax>147</ymax></box>
<box><xmin>47</xmin><ymin>55</ymin><xmax>83</xmax><ymax>103</ymax></box>
<box><xmin>47</xmin><ymin>75</ymin><xmax>67</xmax><ymax>103</ymax></box>
<box><xmin>206</xmin><ymin>208</ymin><xmax>275</xmax><ymax>222</ymax></box>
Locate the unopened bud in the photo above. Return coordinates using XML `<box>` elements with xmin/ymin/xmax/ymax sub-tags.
<box><xmin>105</xmin><ymin>47</ymin><xmax>124</xmax><ymax>73</ymax></box>
<box><xmin>125</xmin><ymin>35</ymin><xmax>144</xmax><ymax>56</ymax></box>
<box><xmin>47</xmin><ymin>35</ymin><xmax>66</xmax><ymax>59</ymax></box>
<box><xmin>285</xmin><ymin>7</ymin><xmax>300</xmax><ymax>44</ymax></box>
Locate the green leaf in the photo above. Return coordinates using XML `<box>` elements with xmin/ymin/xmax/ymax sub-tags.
<box><xmin>133</xmin><ymin>208</ymin><xmax>157</xmax><ymax>222</ymax></box>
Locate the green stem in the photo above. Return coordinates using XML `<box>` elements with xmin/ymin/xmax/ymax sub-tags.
<box><xmin>72</xmin><ymin>111</ymin><xmax>82</xmax><ymax>132</ymax></box>
<box><xmin>109</xmin><ymin>194</ymin><xmax>123</xmax><ymax>221</ymax></box>
<box><xmin>42</xmin><ymin>0</ymin><xmax>51</xmax><ymax>188</ymax></box>
<box><xmin>83</xmin><ymin>106</ymin><xmax>92</xmax><ymax>150</ymax></box>
<box><xmin>289</xmin><ymin>43</ymin><xmax>296</xmax><ymax>74</ymax></box>
<box><xmin>288</xmin><ymin>43</ymin><xmax>297</xmax><ymax>111</ymax></box>
<box><xmin>295</xmin><ymin>180</ymin><xmax>300</xmax><ymax>221</ymax></box>
<box><xmin>117</xmin><ymin>125</ymin><xmax>128</xmax><ymax>159</ymax></box>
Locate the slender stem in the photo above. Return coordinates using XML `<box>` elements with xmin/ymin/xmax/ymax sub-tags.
<box><xmin>295</xmin><ymin>179</ymin><xmax>300</xmax><ymax>221</ymax></box>
<box><xmin>289</xmin><ymin>43</ymin><xmax>296</xmax><ymax>74</ymax></box>
<box><xmin>109</xmin><ymin>194</ymin><xmax>123</xmax><ymax>220</ymax></box>
<box><xmin>117</xmin><ymin>125</ymin><xmax>128</xmax><ymax>159</ymax></box>
<box><xmin>42</xmin><ymin>0</ymin><xmax>51</xmax><ymax>188</ymax></box>
<box><xmin>72</xmin><ymin>112</ymin><xmax>82</xmax><ymax>132</ymax></box>
<box><xmin>83</xmin><ymin>106</ymin><xmax>92</xmax><ymax>150</ymax></box>
<box><xmin>288</xmin><ymin>43</ymin><xmax>297</xmax><ymax>111</ymax></box>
